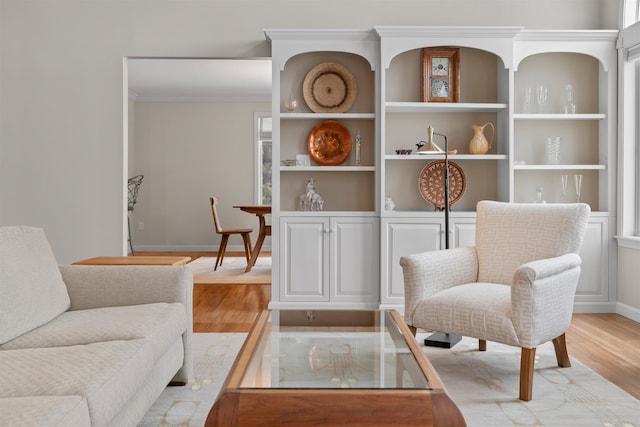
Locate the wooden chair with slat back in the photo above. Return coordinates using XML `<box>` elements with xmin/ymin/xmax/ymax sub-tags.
<box><xmin>209</xmin><ymin>197</ymin><xmax>253</xmax><ymax>270</ymax></box>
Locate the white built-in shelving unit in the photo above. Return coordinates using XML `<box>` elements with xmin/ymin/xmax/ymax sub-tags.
<box><xmin>266</xmin><ymin>27</ymin><xmax>618</xmax><ymax>313</ymax></box>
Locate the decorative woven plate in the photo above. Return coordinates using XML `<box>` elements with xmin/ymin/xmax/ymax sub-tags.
<box><xmin>307</xmin><ymin>120</ymin><xmax>353</xmax><ymax>166</ymax></box>
<box><xmin>303</xmin><ymin>62</ymin><xmax>357</xmax><ymax>113</ymax></box>
<box><xmin>419</xmin><ymin>160</ymin><xmax>466</xmax><ymax>210</ymax></box>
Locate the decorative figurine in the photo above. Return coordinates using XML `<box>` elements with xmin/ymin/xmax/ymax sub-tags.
<box><xmin>385</xmin><ymin>196</ymin><xmax>396</xmax><ymax>211</ymax></box>
<box><xmin>298</xmin><ymin>178</ymin><xmax>324</xmax><ymax>211</ymax></box>
<box><xmin>355</xmin><ymin>129</ymin><xmax>362</xmax><ymax>165</ymax></box>
<box><xmin>284</xmin><ymin>95</ymin><xmax>297</xmax><ymax>112</ymax></box>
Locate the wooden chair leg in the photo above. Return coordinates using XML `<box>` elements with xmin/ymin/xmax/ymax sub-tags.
<box><xmin>479</xmin><ymin>339</ymin><xmax>487</xmax><ymax>351</ymax></box>
<box><xmin>552</xmin><ymin>333</ymin><xmax>571</xmax><ymax>368</ymax></box>
<box><xmin>242</xmin><ymin>233</ymin><xmax>252</xmax><ymax>263</ymax></box>
<box><xmin>215</xmin><ymin>234</ymin><xmax>229</xmax><ymax>270</ymax></box>
<box><xmin>408</xmin><ymin>325</ymin><xmax>417</xmax><ymax>337</ymax></box>
<box><xmin>520</xmin><ymin>347</ymin><xmax>536</xmax><ymax>401</ymax></box>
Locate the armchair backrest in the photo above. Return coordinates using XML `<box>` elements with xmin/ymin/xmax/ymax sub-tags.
<box><xmin>476</xmin><ymin>201</ymin><xmax>590</xmax><ymax>285</ymax></box>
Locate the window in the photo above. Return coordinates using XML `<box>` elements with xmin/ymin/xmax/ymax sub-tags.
<box><xmin>255</xmin><ymin>113</ymin><xmax>272</xmax><ymax>205</ymax></box>
<box><xmin>617</xmin><ymin>1</ymin><xmax>640</xmax><ymax>248</ymax></box>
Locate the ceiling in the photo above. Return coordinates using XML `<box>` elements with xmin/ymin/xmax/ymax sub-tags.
<box><xmin>127</xmin><ymin>58</ymin><xmax>272</xmax><ymax>101</ymax></box>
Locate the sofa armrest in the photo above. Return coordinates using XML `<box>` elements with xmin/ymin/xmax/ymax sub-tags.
<box><xmin>59</xmin><ymin>265</ymin><xmax>193</xmax><ymax>311</ymax></box>
<box><xmin>400</xmin><ymin>246</ymin><xmax>479</xmax><ymax>324</ymax></box>
<box><xmin>511</xmin><ymin>253</ymin><xmax>582</xmax><ymax>348</ymax></box>
<box><xmin>59</xmin><ymin>264</ymin><xmax>194</xmax><ymax>383</ymax></box>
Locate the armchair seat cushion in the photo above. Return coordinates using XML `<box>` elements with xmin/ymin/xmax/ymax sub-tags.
<box><xmin>414</xmin><ymin>283</ymin><xmax>520</xmax><ymax>347</ymax></box>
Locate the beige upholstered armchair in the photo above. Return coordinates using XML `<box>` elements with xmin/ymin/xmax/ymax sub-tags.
<box><xmin>400</xmin><ymin>200</ymin><xmax>590</xmax><ymax>401</ymax></box>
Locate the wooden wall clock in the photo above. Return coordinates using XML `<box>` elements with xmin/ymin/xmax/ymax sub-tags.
<box><xmin>421</xmin><ymin>47</ymin><xmax>460</xmax><ymax>103</ymax></box>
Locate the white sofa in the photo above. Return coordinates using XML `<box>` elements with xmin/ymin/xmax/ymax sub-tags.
<box><xmin>0</xmin><ymin>226</ymin><xmax>193</xmax><ymax>426</ymax></box>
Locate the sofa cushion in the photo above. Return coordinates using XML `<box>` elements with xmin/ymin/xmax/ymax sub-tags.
<box><xmin>0</xmin><ymin>340</ymin><xmax>154</xmax><ymax>426</ymax></box>
<box><xmin>0</xmin><ymin>226</ymin><xmax>70</xmax><ymax>344</ymax></box>
<box><xmin>0</xmin><ymin>396</ymin><xmax>90</xmax><ymax>427</ymax></box>
<box><xmin>0</xmin><ymin>303</ymin><xmax>188</xmax><ymax>364</ymax></box>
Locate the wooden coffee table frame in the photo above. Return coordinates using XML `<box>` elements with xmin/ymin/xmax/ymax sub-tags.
<box><xmin>205</xmin><ymin>310</ymin><xmax>466</xmax><ymax>427</ymax></box>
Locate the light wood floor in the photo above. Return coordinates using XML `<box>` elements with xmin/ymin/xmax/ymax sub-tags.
<box><xmin>136</xmin><ymin>251</ymin><xmax>640</xmax><ymax>399</ymax></box>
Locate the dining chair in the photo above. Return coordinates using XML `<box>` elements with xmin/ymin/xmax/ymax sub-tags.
<box><xmin>209</xmin><ymin>197</ymin><xmax>253</xmax><ymax>270</ymax></box>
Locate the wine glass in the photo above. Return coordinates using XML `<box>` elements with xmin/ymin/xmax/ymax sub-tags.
<box><xmin>536</xmin><ymin>84</ymin><xmax>549</xmax><ymax>113</ymax></box>
<box><xmin>574</xmin><ymin>174</ymin><xmax>583</xmax><ymax>202</ymax></box>
<box><xmin>561</xmin><ymin>175</ymin><xmax>569</xmax><ymax>202</ymax></box>
<box><xmin>564</xmin><ymin>84</ymin><xmax>577</xmax><ymax>114</ymax></box>
<box><xmin>523</xmin><ymin>87</ymin><xmax>533</xmax><ymax>113</ymax></box>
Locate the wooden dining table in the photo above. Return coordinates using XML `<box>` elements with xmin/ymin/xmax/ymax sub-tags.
<box><xmin>233</xmin><ymin>205</ymin><xmax>271</xmax><ymax>272</ymax></box>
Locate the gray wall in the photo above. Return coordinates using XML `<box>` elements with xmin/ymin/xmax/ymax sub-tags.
<box><xmin>0</xmin><ymin>0</ymin><xmax>619</xmax><ymax>265</ymax></box>
<box><xmin>129</xmin><ymin>100</ymin><xmax>270</xmax><ymax>250</ymax></box>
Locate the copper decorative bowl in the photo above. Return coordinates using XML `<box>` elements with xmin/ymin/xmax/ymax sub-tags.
<box><xmin>307</xmin><ymin>121</ymin><xmax>353</xmax><ymax>166</ymax></box>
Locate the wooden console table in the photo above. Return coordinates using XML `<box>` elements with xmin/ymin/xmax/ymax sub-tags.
<box><xmin>73</xmin><ymin>256</ymin><xmax>191</xmax><ymax>266</ymax></box>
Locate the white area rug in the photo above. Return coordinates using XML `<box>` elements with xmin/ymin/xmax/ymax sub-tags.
<box><xmin>188</xmin><ymin>257</ymin><xmax>271</xmax><ymax>284</ymax></box>
<box><xmin>140</xmin><ymin>333</ymin><xmax>640</xmax><ymax>427</ymax></box>
<box><xmin>418</xmin><ymin>334</ymin><xmax>640</xmax><ymax>427</ymax></box>
<box><xmin>139</xmin><ymin>333</ymin><xmax>247</xmax><ymax>427</ymax></box>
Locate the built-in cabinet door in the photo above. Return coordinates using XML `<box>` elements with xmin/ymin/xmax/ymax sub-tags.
<box><xmin>279</xmin><ymin>217</ymin><xmax>329</xmax><ymax>302</ymax></box>
<box><xmin>381</xmin><ymin>219</ymin><xmax>444</xmax><ymax>306</ymax></box>
<box><xmin>331</xmin><ymin>217</ymin><xmax>380</xmax><ymax>302</ymax></box>
<box><xmin>280</xmin><ymin>216</ymin><xmax>379</xmax><ymax>304</ymax></box>
<box><xmin>575</xmin><ymin>216</ymin><xmax>609</xmax><ymax>303</ymax></box>
<box><xmin>450</xmin><ymin>217</ymin><xmax>476</xmax><ymax>249</ymax></box>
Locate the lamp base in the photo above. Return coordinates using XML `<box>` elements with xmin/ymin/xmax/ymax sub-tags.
<box><xmin>424</xmin><ymin>332</ymin><xmax>462</xmax><ymax>349</ymax></box>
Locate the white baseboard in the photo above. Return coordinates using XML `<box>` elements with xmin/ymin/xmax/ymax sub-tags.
<box><xmin>616</xmin><ymin>302</ymin><xmax>640</xmax><ymax>323</ymax></box>
<box><xmin>572</xmin><ymin>301</ymin><xmax>617</xmax><ymax>313</ymax></box>
<box><xmin>267</xmin><ymin>301</ymin><xmax>379</xmax><ymax>310</ymax></box>
<box><xmin>132</xmin><ymin>244</ymin><xmax>272</xmax><ymax>252</ymax></box>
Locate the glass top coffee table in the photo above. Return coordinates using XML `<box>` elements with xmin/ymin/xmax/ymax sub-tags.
<box><xmin>206</xmin><ymin>309</ymin><xmax>465</xmax><ymax>426</ymax></box>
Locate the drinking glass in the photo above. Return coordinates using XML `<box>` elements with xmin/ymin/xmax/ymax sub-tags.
<box><xmin>564</xmin><ymin>84</ymin><xmax>577</xmax><ymax>114</ymax></box>
<box><xmin>536</xmin><ymin>84</ymin><xmax>549</xmax><ymax>113</ymax></box>
<box><xmin>544</xmin><ymin>137</ymin><xmax>562</xmax><ymax>165</ymax></box>
<box><xmin>533</xmin><ymin>186</ymin><xmax>546</xmax><ymax>204</ymax></box>
<box><xmin>561</xmin><ymin>174</ymin><xmax>569</xmax><ymax>202</ymax></box>
<box><xmin>574</xmin><ymin>174</ymin><xmax>583</xmax><ymax>202</ymax></box>
<box><xmin>523</xmin><ymin>87</ymin><xmax>534</xmax><ymax>113</ymax></box>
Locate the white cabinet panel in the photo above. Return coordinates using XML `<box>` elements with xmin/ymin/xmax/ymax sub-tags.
<box><xmin>575</xmin><ymin>217</ymin><xmax>609</xmax><ymax>302</ymax></box>
<box><xmin>451</xmin><ymin>219</ymin><xmax>476</xmax><ymax>248</ymax></box>
<box><xmin>279</xmin><ymin>216</ymin><xmax>379</xmax><ymax>306</ymax></box>
<box><xmin>332</xmin><ymin>217</ymin><xmax>380</xmax><ymax>302</ymax></box>
<box><xmin>279</xmin><ymin>217</ymin><xmax>329</xmax><ymax>302</ymax></box>
<box><xmin>381</xmin><ymin>219</ymin><xmax>443</xmax><ymax>305</ymax></box>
